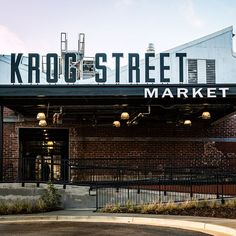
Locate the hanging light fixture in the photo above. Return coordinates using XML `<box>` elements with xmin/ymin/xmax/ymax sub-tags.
<box><xmin>37</xmin><ymin>112</ymin><xmax>46</xmax><ymax>120</ymax></box>
<box><xmin>184</xmin><ymin>119</ymin><xmax>192</xmax><ymax>126</ymax></box>
<box><xmin>202</xmin><ymin>111</ymin><xmax>211</xmax><ymax>119</ymax></box>
<box><xmin>47</xmin><ymin>141</ymin><xmax>54</xmax><ymax>146</ymax></box>
<box><xmin>113</xmin><ymin>121</ymin><xmax>121</xmax><ymax>128</ymax></box>
<box><xmin>121</xmin><ymin>112</ymin><xmax>129</xmax><ymax>120</ymax></box>
<box><xmin>39</xmin><ymin>119</ymin><xmax>47</xmax><ymax>127</ymax></box>
<box><xmin>37</xmin><ymin>103</ymin><xmax>50</xmax><ymax>127</ymax></box>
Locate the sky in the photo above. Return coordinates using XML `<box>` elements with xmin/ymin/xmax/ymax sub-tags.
<box><xmin>0</xmin><ymin>0</ymin><xmax>236</xmax><ymax>68</ymax></box>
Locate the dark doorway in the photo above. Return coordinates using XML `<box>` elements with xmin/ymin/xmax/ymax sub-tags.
<box><xmin>19</xmin><ymin>128</ymin><xmax>69</xmax><ymax>183</ymax></box>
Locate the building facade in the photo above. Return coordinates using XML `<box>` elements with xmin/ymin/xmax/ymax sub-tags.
<box><xmin>0</xmin><ymin>27</ymin><xmax>236</xmax><ymax>205</ymax></box>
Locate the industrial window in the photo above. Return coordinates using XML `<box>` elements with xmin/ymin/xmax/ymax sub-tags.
<box><xmin>188</xmin><ymin>59</ymin><xmax>198</xmax><ymax>84</ymax></box>
<box><xmin>206</xmin><ymin>60</ymin><xmax>216</xmax><ymax>84</ymax></box>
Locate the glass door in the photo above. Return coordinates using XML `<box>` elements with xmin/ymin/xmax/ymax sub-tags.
<box><xmin>19</xmin><ymin>128</ymin><xmax>69</xmax><ymax>183</ymax></box>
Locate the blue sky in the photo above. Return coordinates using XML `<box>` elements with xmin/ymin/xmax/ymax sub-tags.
<box><xmin>0</xmin><ymin>0</ymin><xmax>236</xmax><ymax>67</ymax></box>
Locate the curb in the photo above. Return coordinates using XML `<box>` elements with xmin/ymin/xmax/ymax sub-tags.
<box><xmin>0</xmin><ymin>215</ymin><xmax>236</xmax><ymax>236</ymax></box>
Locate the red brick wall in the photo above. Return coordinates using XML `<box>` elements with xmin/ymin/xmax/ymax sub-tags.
<box><xmin>69</xmin><ymin>125</ymin><xmax>204</xmax><ymax>160</ymax></box>
<box><xmin>2</xmin><ymin>108</ymin><xmax>236</xmax><ymax>174</ymax></box>
<box><xmin>208</xmin><ymin>116</ymin><xmax>236</xmax><ymax>137</ymax></box>
<box><xmin>3</xmin><ymin>123</ymin><xmax>18</xmax><ymax>159</ymax></box>
<box><xmin>216</xmin><ymin>142</ymin><xmax>236</xmax><ymax>153</ymax></box>
<box><xmin>3</xmin><ymin>122</ymin><xmax>18</xmax><ymax>180</ymax></box>
<box><xmin>3</xmin><ymin>117</ymin><xmax>236</xmax><ymax>160</ymax></box>
<box><xmin>71</xmin><ymin>140</ymin><xmax>203</xmax><ymax>159</ymax></box>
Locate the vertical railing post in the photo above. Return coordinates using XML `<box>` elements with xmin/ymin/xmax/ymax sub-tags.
<box><xmin>190</xmin><ymin>170</ymin><xmax>193</xmax><ymax>199</ymax></box>
<box><xmin>221</xmin><ymin>173</ymin><xmax>225</xmax><ymax>204</ymax></box>
<box><xmin>95</xmin><ymin>186</ymin><xmax>98</xmax><ymax>210</ymax></box>
<box><xmin>63</xmin><ymin>159</ymin><xmax>66</xmax><ymax>189</ymax></box>
<box><xmin>216</xmin><ymin>173</ymin><xmax>219</xmax><ymax>199</ymax></box>
<box><xmin>220</xmin><ymin>157</ymin><xmax>225</xmax><ymax>204</ymax></box>
<box><xmin>164</xmin><ymin>171</ymin><xmax>167</xmax><ymax>196</ymax></box>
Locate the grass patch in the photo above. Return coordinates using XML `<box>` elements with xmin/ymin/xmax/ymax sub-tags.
<box><xmin>0</xmin><ymin>183</ymin><xmax>62</xmax><ymax>215</ymax></box>
<box><xmin>100</xmin><ymin>199</ymin><xmax>236</xmax><ymax>218</ymax></box>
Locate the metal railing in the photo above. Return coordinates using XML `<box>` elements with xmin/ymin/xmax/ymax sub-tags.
<box><xmin>0</xmin><ymin>156</ymin><xmax>236</xmax><ymax>208</ymax></box>
<box><xmin>93</xmin><ymin>172</ymin><xmax>236</xmax><ymax>209</ymax></box>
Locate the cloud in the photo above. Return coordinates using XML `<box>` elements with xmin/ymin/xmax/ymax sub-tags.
<box><xmin>0</xmin><ymin>25</ymin><xmax>26</xmax><ymax>54</ymax></box>
<box><xmin>181</xmin><ymin>0</ymin><xmax>204</xmax><ymax>28</ymax></box>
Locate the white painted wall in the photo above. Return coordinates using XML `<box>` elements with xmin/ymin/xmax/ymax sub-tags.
<box><xmin>0</xmin><ymin>26</ymin><xmax>236</xmax><ymax>85</ymax></box>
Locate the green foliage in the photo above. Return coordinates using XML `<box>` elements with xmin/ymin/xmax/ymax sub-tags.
<box><xmin>100</xmin><ymin>198</ymin><xmax>236</xmax><ymax>217</ymax></box>
<box><xmin>224</xmin><ymin>199</ymin><xmax>236</xmax><ymax>208</ymax></box>
<box><xmin>40</xmin><ymin>183</ymin><xmax>62</xmax><ymax>211</ymax></box>
<box><xmin>209</xmin><ymin>200</ymin><xmax>220</xmax><ymax>209</ymax></box>
<box><xmin>35</xmin><ymin>198</ymin><xmax>47</xmax><ymax>211</ymax></box>
<box><xmin>0</xmin><ymin>183</ymin><xmax>62</xmax><ymax>215</ymax></box>
<box><xmin>196</xmin><ymin>200</ymin><xmax>209</xmax><ymax>208</ymax></box>
<box><xmin>125</xmin><ymin>200</ymin><xmax>137</xmax><ymax>213</ymax></box>
<box><xmin>108</xmin><ymin>203</ymin><xmax>122</xmax><ymax>213</ymax></box>
<box><xmin>140</xmin><ymin>203</ymin><xmax>157</xmax><ymax>214</ymax></box>
<box><xmin>0</xmin><ymin>199</ymin><xmax>37</xmax><ymax>215</ymax></box>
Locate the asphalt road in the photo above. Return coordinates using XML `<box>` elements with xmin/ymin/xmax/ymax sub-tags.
<box><xmin>0</xmin><ymin>222</ymin><xmax>212</xmax><ymax>236</ymax></box>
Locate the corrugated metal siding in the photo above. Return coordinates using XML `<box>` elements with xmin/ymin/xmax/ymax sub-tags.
<box><xmin>206</xmin><ymin>60</ymin><xmax>216</xmax><ymax>84</ymax></box>
<box><xmin>197</xmin><ymin>59</ymin><xmax>206</xmax><ymax>84</ymax></box>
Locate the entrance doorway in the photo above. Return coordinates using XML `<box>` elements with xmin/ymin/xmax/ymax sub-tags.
<box><xmin>19</xmin><ymin>128</ymin><xmax>69</xmax><ymax>182</ymax></box>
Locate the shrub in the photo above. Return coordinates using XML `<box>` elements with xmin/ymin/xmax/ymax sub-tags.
<box><xmin>0</xmin><ymin>201</ymin><xmax>8</xmax><ymax>214</ymax></box>
<box><xmin>225</xmin><ymin>199</ymin><xmax>236</xmax><ymax>208</ymax></box>
<box><xmin>35</xmin><ymin>198</ymin><xmax>47</xmax><ymax>212</ymax></box>
<box><xmin>125</xmin><ymin>200</ymin><xmax>137</xmax><ymax>213</ymax></box>
<box><xmin>100</xmin><ymin>198</ymin><xmax>236</xmax><ymax>218</ymax></box>
<box><xmin>210</xmin><ymin>200</ymin><xmax>220</xmax><ymax>209</ymax></box>
<box><xmin>40</xmin><ymin>183</ymin><xmax>62</xmax><ymax>211</ymax></box>
<box><xmin>0</xmin><ymin>199</ymin><xmax>35</xmax><ymax>215</ymax></box>
<box><xmin>0</xmin><ymin>183</ymin><xmax>62</xmax><ymax>215</ymax></box>
<box><xmin>140</xmin><ymin>203</ymin><xmax>155</xmax><ymax>214</ymax></box>
<box><xmin>195</xmin><ymin>200</ymin><xmax>209</xmax><ymax>208</ymax></box>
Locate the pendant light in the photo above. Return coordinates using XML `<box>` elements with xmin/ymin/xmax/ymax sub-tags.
<box><xmin>113</xmin><ymin>121</ymin><xmax>121</xmax><ymax>128</ymax></box>
<box><xmin>121</xmin><ymin>112</ymin><xmax>130</xmax><ymax>120</ymax></box>
<box><xmin>184</xmin><ymin>119</ymin><xmax>192</xmax><ymax>126</ymax></box>
<box><xmin>36</xmin><ymin>112</ymin><xmax>46</xmax><ymax>120</ymax></box>
<box><xmin>39</xmin><ymin>119</ymin><xmax>47</xmax><ymax>127</ymax></box>
<box><xmin>202</xmin><ymin>111</ymin><xmax>211</xmax><ymax>119</ymax></box>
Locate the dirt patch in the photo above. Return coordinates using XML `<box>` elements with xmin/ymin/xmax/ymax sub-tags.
<box><xmin>160</xmin><ymin>206</ymin><xmax>236</xmax><ymax>218</ymax></box>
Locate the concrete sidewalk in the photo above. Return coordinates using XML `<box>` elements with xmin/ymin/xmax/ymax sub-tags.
<box><xmin>0</xmin><ymin>209</ymin><xmax>236</xmax><ymax>236</ymax></box>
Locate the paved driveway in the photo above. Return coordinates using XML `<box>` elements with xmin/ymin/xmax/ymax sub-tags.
<box><xmin>0</xmin><ymin>222</ymin><xmax>212</xmax><ymax>236</ymax></box>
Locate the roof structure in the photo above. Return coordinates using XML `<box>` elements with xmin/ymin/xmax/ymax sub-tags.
<box><xmin>0</xmin><ymin>27</ymin><xmax>236</xmax><ymax>127</ymax></box>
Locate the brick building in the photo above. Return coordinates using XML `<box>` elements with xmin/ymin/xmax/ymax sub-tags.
<box><xmin>0</xmin><ymin>27</ymin><xmax>236</xmax><ymax>202</ymax></box>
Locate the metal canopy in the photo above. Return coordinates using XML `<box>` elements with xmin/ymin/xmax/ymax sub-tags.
<box><xmin>0</xmin><ymin>84</ymin><xmax>236</xmax><ymax>126</ymax></box>
<box><xmin>0</xmin><ymin>84</ymin><xmax>236</xmax><ymax>97</ymax></box>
